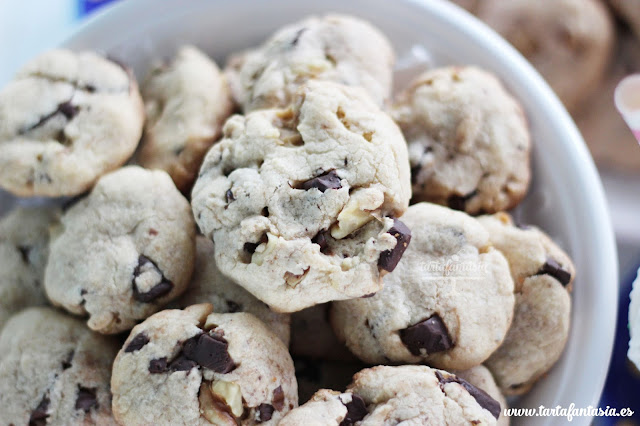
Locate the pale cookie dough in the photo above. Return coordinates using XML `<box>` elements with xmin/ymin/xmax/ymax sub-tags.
<box><xmin>479</xmin><ymin>212</ymin><xmax>574</xmax><ymax>395</ymax></box>
<box><xmin>138</xmin><ymin>45</ymin><xmax>233</xmax><ymax>192</ymax></box>
<box><xmin>476</xmin><ymin>0</ymin><xmax>614</xmax><ymax>113</ymax></box>
<box><xmin>0</xmin><ymin>307</ymin><xmax>119</xmax><ymax>425</ymax></box>
<box><xmin>191</xmin><ymin>81</ymin><xmax>411</xmax><ymax>312</ymax></box>
<box><xmin>576</xmin><ymin>31</ymin><xmax>640</xmax><ymax>173</ymax></box>
<box><xmin>111</xmin><ymin>304</ymin><xmax>297</xmax><ymax>425</ymax></box>
<box><xmin>281</xmin><ymin>365</ymin><xmax>501</xmax><ymax>425</ymax></box>
<box><xmin>177</xmin><ymin>236</ymin><xmax>291</xmax><ymax>346</ymax></box>
<box><xmin>331</xmin><ymin>203</ymin><xmax>515</xmax><ymax>370</ymax></box>
<box><xmin>0</xmin><ymin>49</ymin><xmax>144</xmax><ymax>197</ymax></box>
<box><xmin>45</xmin><ymin>166</ymin><xmax>196</xmax><ymax>334</ymax></box>
<box><xmin>0</xmin><ymin>206</ymin><xmax>59</xmax><ymax>329</ymax></box>
<box><xmin>392</xmin><ymin>66</ymin><xmax>531</xmax><ymax>214</ymax></box>
<box><xmin>225</xmin><ymin>14</ymin><xmax>394</xmax><ymax>111</ymax></box>
<box><xmin>452</xmin><ymin>366</ymin><xmax>509</xmax><ymax>426</ymax></box>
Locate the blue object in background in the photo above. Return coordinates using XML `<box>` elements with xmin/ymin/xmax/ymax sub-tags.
<box><xmin>596</xmin><ymin>265</ymin><xmax>640</xmax><ymax>425</ymax></box>
<box><xmin>77</xmin><ymin>0</ymin><xmax>116</xmax><ymax>17</ymax></box>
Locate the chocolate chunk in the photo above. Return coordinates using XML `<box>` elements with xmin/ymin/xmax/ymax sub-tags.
<box><xmin>378</xmin><ymin>219</ymin><xmax>411</xmax><ymax>272</ymax></box>
<box><xmin>447</xmin><ymin>190</ymin><xmax>478</xmax><ymax>211</ymax></box>
<box><xmin>300</xmin><ymin>170</ymin><xmax>342</xmax><ymax>192</ymax></box>
<box><xmin>226</xmin><ymin>189</ymin><xmax>235</xmax><ymax>203</ymax></box>
<box><xmin>75</xmin><ymin>386</ymin><xmax>98</xmax><ymax>412</ymax></box>
<box><xmin>168</xmin><ymin>354</ymin><xmax>198</xmax><ymax>372</ymax></box>
<box><xmin>435</xmin><ymin>372</ymin><xmax>500</xmax><ymax>419</ymax></box>
<box><xmin>272</xmin><ymin>385</ymin><xmax>285</xmax><ymax>411</ymax></box>
<box><xmin>62</xmin><ymin>350</ymin><xmax>75</xmax><ymax>370</ymax></box>
<box><xmin>29</xmin><ymin>395</ymin><xmax>50</xmax><ymax>426</ymax></box>
<box><xmin>149</xmin><ymin>357</ymin><xmax>168</xmax><ymax>374</ymax></box>
<box><xmin>311</xmin><ymin>230</ymin><xmax>331</xmax><ymax>254</ymax></box>
<box><xmin>361</xmin><ymin>292</ymin><xmax>377</xmax><ymax>298</ymax></box>
<box><xmin>537</xmin><ymin>258</ymin><xmax>572</xmax><ymax>286</ymax></box>
<box><xmin>340</xmin><ymin>394</ymin><xmax>368</xmax><ymax>426</ymax></box>
<box><xmin>256</xmin><ymin>403</ymin><xmax>275</xmax><ymax>423</ymax></box>
<box><xmin>17</xmin><ymin>245</ymin><xmax>31</xmax><ymax>263</ymax></box>
<box><xmin>125</xmin><ymin>333</ymin><xmax>150</xmax><ymax>353</ymax></box>
<box><xmin>182</xmin><ymin>333</ymin><xmax>235</xmax><ymax>373</ymax></box>
<box><xmin>58</xmin><ymin>101</ymin><xmax>79</xmax><ymax>120</ymax></box>
<box><xmin>132</xmin><ymin>255</ymin><xmax>174</xmax><ymax>303</ymax></box>
<box><xmin>400</xmin><ymin>315</ymin><xmax>452</xmax><ymax>355</ymax></box>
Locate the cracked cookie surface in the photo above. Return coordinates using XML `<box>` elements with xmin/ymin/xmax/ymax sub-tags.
<box><xmin>281</xmin><ymin>365</ymin><xmax>501</xmax><ymax>425</ymax></box>
<box><xmin>479</xmin><ymin>212</ymin><xmax>574</xmax><ymax>395</ymax></box>
<box><xmin>191</xmin><ymin>80</ymin><xmax>411</xmax><ymax>312</ymax></box>
<box><xmin>331</xmin><ymin>203</ymin><xmax>514</xmax><ymax>369</ymax></box>
<box><xmin>176</xmin><ymin>236</ymin><xmax>291</xmax><ymax>346</ymax></box>
<box><xmin>0</xmin><ymin>307</ymin><xmax>119</xmax><ymax>425</ymax></box>
<box><xmin>111</xmin><ymin>304</ymin><xmax>297</xmax><ymax>425</ymax></box>
<box><xmin>44</xmin><ymin>166</ymin><xmax>196</xmax><ymax>334</ymax></box>
<box><xmin>225</xmin><ymin>14</ymin><xmax>394</xmax><ymax>112</ymax></box>
<box><xmin>138</xmin><ymin>45</ymin><xmax>233</xmax><ymax>192</ymax></box>
<box><xmin>0</xmin><ymin>49</ymin><xmax>144</xmax><ymax>197</ymax></box>
<box><xmin>0</xmin><ymin>206</ymin><xmax>59</xmax><ymax>330</ymax></box>
<box><xmin>392</xmin><ymin>66</ymin><xmax>531</xmax><ymax>214</ymax></box>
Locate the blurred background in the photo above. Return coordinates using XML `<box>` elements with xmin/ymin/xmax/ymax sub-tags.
<box><xmin>0</xmin><ymin>0</ymin><xmax>638</xmax><ymax>422</ymax></box>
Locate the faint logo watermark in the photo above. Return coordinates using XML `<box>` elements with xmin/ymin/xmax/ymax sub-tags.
<box><xmin>416</xmin><ymin>250</ymin><xmax>490</xmax><ymax>281</ymax></box>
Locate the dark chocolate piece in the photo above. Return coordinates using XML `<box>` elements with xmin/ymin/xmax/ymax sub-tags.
<box><xmin>148</xmin><ymin>357</ymin><xmax>168</xmax><ymax>374</ymax></box>
<box><xmin>400</xmin><ymin>315</ymin><xmax>452</xmax><ymax>355</ymax></box>
<box><xmin>272</xmin><ymin>385</ymin><xmax>285</xmax><ymax>411</ymax></box>
<box><xmin>125</xmin><ymin>333</ymin><xmax>150</xmax><ymax>353</ymax></box>
<box><xmin>300</xmin><ymin>170</ymin><xmax>342</xmax><ymax>192</ymax></box>
<box><xmin>132</xmin><ymin>255</ymin><xmax>174</xmax><ymax>303</ymax></box>
<box><xmin>29</xmin><ymin>395</ymin><xmax>50</xmax><ymax>426</ymax></box>
<box><xmin>378</xmin><ymin>219</ymin><xmax>411</xmax><ymax>272</ymax></box>
<box><xmin>75</xmin><ymin>386</ymin><xmax>98</xmax><ymax>412</ymax></box>
<box><xmin>256</xmin><ymin>403</ymin><xmax>275</xmax><ymax>423</ymax></box>
<box><xmin>537</xmin><ymin>258</ymin><xmax>572</xmax><ymax>286</ymax></box>
<box><xmin>447</xmin><ymin>190</ymin><xmax>478</xmax><ymax>211</ymax></box>
<box><xmin>182</xmin><ymin>333</ymin><xmax>236</xmax><ymax>373</ymax></box>
<box><xmin>435</xmin><ymin>371</ymin><xmax>500</xmax><ymax>419</ymax></box>
<box><xmin>340</xmin><ymin>394</ymin><xmax>368</xmax><ymax>426</ymax></box>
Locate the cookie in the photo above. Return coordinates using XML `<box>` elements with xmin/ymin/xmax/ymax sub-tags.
<box><xmin>0</xmin><ymin>206</ymin><xmax>59</xmax><ymax>329</ymax></box>
<box><xmin>280</xmin><ymin>365</ymin><xmax>501</xmax><ymax>425</ymax></box>
<box><xmin>0</xmin><ymin>49</ymin><xmax>144</xmax><ymax>197</ymax></box>
<box><xmin>290</xmin><ymin>304</ymin><xmax>357</xmax><ymax>362</ymax></box>
<box><xmin>576</xmin><ymin>31</ymin><xmax>640</xmax><ymax>173</ymax></box>
<box><xmin>111</xmin><ymin>304</ymin><xmax>298</xmax><ymax>425</ymax></box>
<box><xmin>138</xmin><ymin>45</ymin><xmax>234</xmax><ymax>192</ymax></box>
<box><xmin>176</xmin><ymin>236</ymin><xmax>291</xmax><ymax>346</ymax></box>
<box><xmin>452</xmin><ymin>366</ymin><xmax>509</xmax><ymax>426</ymax></box>
<box><xmin>391</xmin><ymin>66</ymin><xmax>531</xmax><ymax>214</ymax></box>
<box><xmin>44</xmin><ymin>166</ymin><xmax>196</xmax><ymax>334</ymax></box>
<box><xmin>225</xmin><ymin>14</ymin><xmax>394</xmax><ymax>112</ymax></box>
<box><xmin>478</xmin><ymin>212</ymin><xmax>574</xmax><ymax>395</ymax></box>
<box><xmin>0</xmin><ymin>307</ymin><xmax>119</xmax><ymax>425</ymax></box>
<box><xmin>191</xmin><ymin>80</ymin><xmax>411</xmax><ymax>312</ymax></box>
<box><xmin>476</xmin><ymin>0</ymin><xmax>614</xmax><ymax>113</ymax></box>
<box><xmin>331</xmin><ymin>203</ymin><xmax>515</xmax><ymax>370</ymax></box>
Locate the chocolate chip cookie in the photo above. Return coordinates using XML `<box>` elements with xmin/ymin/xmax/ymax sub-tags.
<box><xmin>281</xmin><ymin>365</ymin><xmax>502</xmax><ymax>425</ymax></box>
<box><xmin>177</xmin><ymin>236</ymin><xmax>291</xmax><ymax>346</ymax></box>
<box><xmin>0</xmin><ymin>307</ymin><xmax>119</xmax><ymax>425</ymax></box>
<box><xmin>479</xmin><ymin>212</ymin><xmax>574</xmax><ymax>395</ymax></box>
<box><xmin>138</xmin><ymin>45</ymin><xmax>233</xmax><ymax>192</ymax></box>
<box><xmin>45</xmin><ymin>166</ymin><xmax>196</xmax><ymax>334</ymax></box>
<box><xmin>191</xmin><ymin>80</ymin><xmax>411</xmax><ymax>312</ymax></box>
<box><xmin>476</xmin><ymin>0</ymin><xmax>614</xmax><ymax>113</ymax></box>
<box><xmin>0</xmin><ymin>49</ymin><xmax>144</xmax><ymax>197</ymax></box>
<box><xmin>0</xmin><ymin>206</ymin><xmax>59</xmax><ymax>329</ymax></box>
<box><xmin>331</xmin><ymin>203</ymin><xmax>515</xmax><ymax>370</ymax></box>
<box><xmin>225</xmin><ymin>14</ymin><xmax>394</xmax><ymax>111</ymax></box>
<box><xmin>392</xmin><ymin>66</ymin><xmax>531</xmax><ymax>214</ymax></box>
<box><xmin>452</xmin><ymin>365</ymin><xmax>509</xmax><ymax>426</ymax></box>
<box><xmin>111</xmin><ymin>304</ymin><xmax>297</xmax><ymax>425</ymax></box>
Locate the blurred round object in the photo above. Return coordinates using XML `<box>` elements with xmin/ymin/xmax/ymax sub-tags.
<box><xmin>477</xmin><ymin>0</ymin><xmax>615</xmax><ymax>113</ymax></box>
<box><xmin>575</xmin><ymin>32</ymin><xmax>640</xmax><ymax>173</ymax></box>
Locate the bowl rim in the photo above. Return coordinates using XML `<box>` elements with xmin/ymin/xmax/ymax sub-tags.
<box><xmin>60</xmin><ymin>0</ymin><xmax>620</xmax><ymax>422</ymax></box>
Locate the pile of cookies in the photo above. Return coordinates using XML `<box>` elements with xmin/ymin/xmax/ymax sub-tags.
<box><xmin>0</xmin><ymin>14</ymin><xmax>575</xmax><ymax>426</ymax></box>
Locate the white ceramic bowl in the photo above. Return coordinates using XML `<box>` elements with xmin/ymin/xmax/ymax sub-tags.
<box><xmin>3</xmin><ymin>0</ymin><xmax>619</xmax><ymax>424</ymax></box>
